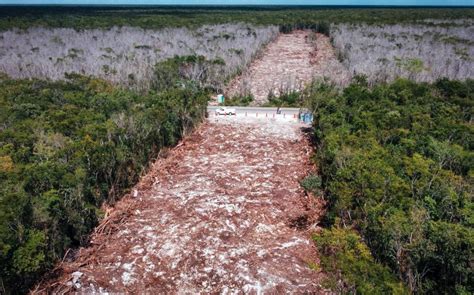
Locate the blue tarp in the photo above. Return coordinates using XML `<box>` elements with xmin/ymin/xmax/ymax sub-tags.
<box><xmin>300</xmin><ymin>112</ymin><xmax>313</xmax><ymax>123</ymax></box>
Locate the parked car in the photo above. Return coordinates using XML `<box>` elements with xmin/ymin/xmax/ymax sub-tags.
<box><xmin>215</xmin><ymin>107</ymin><xmax>236</xmax><ymax>115</ymax></box>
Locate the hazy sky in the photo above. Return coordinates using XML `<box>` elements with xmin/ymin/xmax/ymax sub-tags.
<box><xmin>0</xmin><ymin>0</ymin><xmax>472</xmax><ymax>6</ymax></box>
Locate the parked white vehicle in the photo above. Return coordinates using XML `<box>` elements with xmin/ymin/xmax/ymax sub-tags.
<box><xmin>215</xmin><ymin>107</ymin><xmax>236</xmax><ymax>115</ymax></box>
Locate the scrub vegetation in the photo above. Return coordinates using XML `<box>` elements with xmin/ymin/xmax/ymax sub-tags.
<box><xmin>331</xmin><ymin>22</ymin><xmax>474</xmax><ymax>83</ymax></box>
<box><xmin>0</xmin><ymin>24</ymin><xmax>278</xmax><ymax>91</ymax></box>
<box><xmin>304</xmin><ymin>77</ymin><xmax>473</xmax><ymax>294</ymax></box>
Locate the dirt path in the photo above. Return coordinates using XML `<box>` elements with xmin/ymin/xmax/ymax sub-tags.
<box><xmin>43</xmin><ymin>117</ymin><xmax>325</xmax><ymax>294</ymax></box>
<box><xmin>225</xmin><ymin>30</ymin><xmax>350</xmax><ymax>105</ymax></box>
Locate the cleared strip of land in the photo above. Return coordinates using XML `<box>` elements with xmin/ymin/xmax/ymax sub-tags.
<box><xmin>41</xmin><ymin>117</ymin><xmax>325</xmax><ymax>293</ymax></box>
<box><xmin>225</xmin><ymin>30</ymin><xmax>350</xmax><ymax>105</ymax></box>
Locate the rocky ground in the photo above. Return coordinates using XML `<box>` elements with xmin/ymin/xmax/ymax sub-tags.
<box><xmin>225</xmin><ymin>30</ymin><xmax>350</xmax><ymax>105</ymax></box>
<box><xmin>38</xmin><ymin>116</ymin><xmax>326</xmax><ymax>294</ymax></box>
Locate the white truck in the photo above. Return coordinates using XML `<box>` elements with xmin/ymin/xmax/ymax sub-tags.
<box><xmin>215</xmin><ymin>107</ymin><xmax>236</xmax><ymax>115</ymax></box>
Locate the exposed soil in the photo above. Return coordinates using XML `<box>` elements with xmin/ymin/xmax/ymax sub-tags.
<box><xmin>225</xmin><ymin>30</ymin><xmax>350</xmax><ymax>105</ymax></box>
<box><xmin>38</xmin><ymin>117</ymin><xmax>326</xmax><ymax>294</ymax></box>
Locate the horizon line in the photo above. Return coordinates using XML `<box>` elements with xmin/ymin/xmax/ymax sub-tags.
<box><xmin>1</xmin><ymin>4</ymin><xmax>473</xmax><ymax>6</ymax></box>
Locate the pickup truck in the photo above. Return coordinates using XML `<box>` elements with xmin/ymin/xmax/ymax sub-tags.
<box><xmin>215</xmin><ymin>107</ymin><xmax>236</xmax><ymax>115</ymax></box>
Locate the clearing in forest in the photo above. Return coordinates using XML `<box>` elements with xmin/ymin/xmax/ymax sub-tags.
<box><xmin>225</xmin><ymin>30</ymin><xmax>350</xmax><ymax>105</ymax></box>
<box><xmin>40</xmin><ymin>117</ymin><xmax>325</xmax><ymax>293</ymax></box>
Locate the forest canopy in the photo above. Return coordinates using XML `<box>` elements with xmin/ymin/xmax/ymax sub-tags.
<box><xmin>305</xmin><ymin>77</ymin><xmax>473</xmax><ymax>294</ymax></box>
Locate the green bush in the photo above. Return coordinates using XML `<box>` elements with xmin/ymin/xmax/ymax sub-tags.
<box><xmin>223</xmin><ymin>94</ymin><xmax>254</xmax><ymax>106</ymax></box>
<box><xmin>300</xmin><ymin>174</ymin><xmax>322</xmax><ymax>195</ymax></box>
<box><xmin>265</xmin><ymin>91</ymin><xmax>302</xmax><ymax>107</ymax></box>
<box><xmin>315</xmin><ymin>227</ymin><xmax>408</xmax><ymax>294</ymax></box>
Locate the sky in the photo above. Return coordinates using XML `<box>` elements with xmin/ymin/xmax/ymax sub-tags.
<box><xmin>0</xmin><ymin>0</ymin><xmax>472</xmax><ymax>6</ymax></box>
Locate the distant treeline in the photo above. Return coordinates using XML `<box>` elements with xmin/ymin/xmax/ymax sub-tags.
<box><xmin>0</xmin><ymin>7</ymin><xmax>473</xmax><ymax>31</ymax></box>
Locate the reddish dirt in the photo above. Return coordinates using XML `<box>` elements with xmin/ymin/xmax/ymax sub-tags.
<box><xmin>38</xmin><ymin>118</ymin><xmax>326</xmax><ymax>294</ymax></box>
<box><xmin>225</xmin><ymin>30</ymin><xmax>350</xmax><ymax>105</ymax></box>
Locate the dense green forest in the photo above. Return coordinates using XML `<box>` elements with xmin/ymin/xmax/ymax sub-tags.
<box><xmin>0</xmin><ymin>66</ymin><xmax>208</xmax><ymax>292</ymax></box>
<box><xmin>0</xmin><ymin>6</ymin><xmax>473</xmax><ymax>31</ymax></box>
<box><xmin>303</xmin><ymin>77</ymin><xmax>473</xmax><ymax>294</ymax></box>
